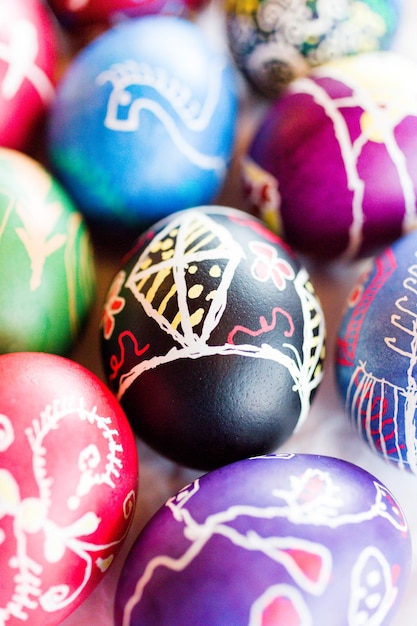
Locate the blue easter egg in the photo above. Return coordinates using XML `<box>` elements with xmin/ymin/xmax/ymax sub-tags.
<box><xmin>336</xmin><ymin>229</ymin><xmax>417</xmax><ymax>473</ymax></box>
<box><xmin>47</xmin><ymin>15</ymin><xmax>239</xmax><ymax>229</ymax></box>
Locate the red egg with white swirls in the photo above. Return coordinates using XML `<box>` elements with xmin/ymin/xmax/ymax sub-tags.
<box><xmin>0</xmin><ymin>0</ymin><xmax>58</xmax><ymax>150</ymax></box>
<box><xmin>0</xmin><ymin>352</ymin><xmax>138</xmax><ymax>626</ymax></box>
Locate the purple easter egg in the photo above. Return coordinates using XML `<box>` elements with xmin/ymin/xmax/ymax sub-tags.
<box><xmin>336</xmin><ymin>228</ymin><xmax>417</xmax><ymax>473</ymax></box>
<box><xmin>114</xmin><ymin>453</ymin><xmax>411</xmax><ymax>626</ymax></box>
<box><xmin>242</xmin><ymin>51</ymin><xmax>417</xmax><ymax>261</ymax></box>
<box><xmin>100</xmin><ymin>206</ymin><xmax>325</xmax><ymax>470</ymax></box>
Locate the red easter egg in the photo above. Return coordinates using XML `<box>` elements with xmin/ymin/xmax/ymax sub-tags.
<box><xmin>48</xmin><ymin>0</ymin><xmax>208</xmax><ymax>26</ymax></box>
<box><xmin>0</xmin><ymin>0</ymin><xmax>58</xmax><ymax>150</ymax></box>
<box><xmin>0</xmin><ymin>352</ymin><xmax>138</xmax><ymax>626</ymax></box>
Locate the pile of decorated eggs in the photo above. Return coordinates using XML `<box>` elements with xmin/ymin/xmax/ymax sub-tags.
<box><xmin>225</xmin><ymin>0</ymin><xmax>402</xmax><ymax>97</ymax></box>
<box><xmin>115</xmin><ymin>453</ymin><xmax>411</xmax><ymax>626</ymax></box>
<box><xmin>242</xmin><ymin>51</ymin><xmax>417</xmax><ymax>261</ymax></box>
<box><xmin>100</xmin><ymin>205</ymin><xmax>326</xmax><ymax>470</ymax></box>
<box><xmin>0</xmin><ymin>0</ymin><xmax>58</xmax><ymax>150</ymax></box>
<box><xmin>47</xmin><ymin>15</ymin><xmax>239</xmax><ymax>230</ymax></box>
<box><xmin>0</xmin><ymin>351</ymin><xmax>138</xmax><ymax>626</ymax></box>
<box><xmin>0</xmin><ymin>148</ymin><xmax>95</xmax><ymax>355</ymax></box>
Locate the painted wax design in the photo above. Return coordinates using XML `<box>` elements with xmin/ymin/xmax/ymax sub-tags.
<box><xmin>0</xmin><ymin>148</ymin><xmax>95</xmax><ymax>355</ymax></box>
<box><xmin>0</xmin><ymin>352</ymin><xmax>138</xmax><ymax>626</ymax></box>
<box><xmin>243</xmin><ymin>51</ymin><xmax>417</xmax><ymax>261</ymax></box>
<box><xmin>0</xmin><ymin>0</ymin><xmax>57</xmax><ymax>149</ymax></box>
<box><xmin>226</xmin><ymin>0</ymin><xmax>401</xmax><ymax>98</ymax></box>
<box><xmin>336</xmin><ymin>229</ymin><xmax>417</xmax><ymax>473</ymax></box>
<box><xmin>47</xmin><ymin>15</ymin><xmax>238</xmax><ymax>229</ymax></box>
<box><xmin>115</xmin><ymin>454</ymin><xmax>411</xmax><ymax>626</ymax></box>
<box><xmin>101</xmin><ymin>206</ymin><xmax>325</xmax><ymax>470</ymax></box>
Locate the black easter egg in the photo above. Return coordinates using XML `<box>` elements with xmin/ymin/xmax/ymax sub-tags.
<box><xmin>100</xmin><ymin>206</ymin><xmax>325</xmax><ymax>470</ymax></box>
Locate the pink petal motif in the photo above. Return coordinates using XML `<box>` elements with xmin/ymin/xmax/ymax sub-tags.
<box><xmin>102</xmin><ymin>271</ymin><xmax>126</xmax><ymax>340</ymax></box>
<box><xmin>271</xmin><ymin>260</ymin><xmax>295</xmax><ymax>290</ymax></box>
<box><xmin>250</xmin><ymin>240</ymin><xmax>277</xmax><ymax>262</ymax></box>
<box><xmin>252</xmin><ymin>258</ymin><xmax>271</xmax><ymax>282</ymax></box>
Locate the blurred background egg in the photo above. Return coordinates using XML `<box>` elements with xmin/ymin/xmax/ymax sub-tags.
<box><xmin>0</xmin><ymin>148</ymin><xmax>95</xmax><ymax>355</ymax></box>
<box><xmin>0</xmin><ymin>351</ymin><xmax>138</xmax><ymax>626</ymax></box>
<box><xmin>100</xmin><ymin>206</ymin><xmax>325</xmax><ymax>470</ymax></box>
<box><xmin>225</xmin><ymin>0</ymin><xmax>402</xmax><ymax>98</ymax></box>
<box><xmin>114</xmin><ymin>453</ymin><xmax>411</xmax><ymax>626</ymax></box>
<box><xmin>0</xmin><ymin>0</ymin><xmax>58</xmax><ymax>150</ymax></box>
<box><xmin>46</xmin><ymin>15</ymin><xmax>239</xmax><ymax>231</ymax></box>
<box><xmin>242</xmin><ymin>51</ymin><xmax>417</xmax><ymax>261</ymax></box>
<box><xmin>336</xmin><ymin>228</ymin><xmax>417</xmax><ymax>473</ymax></box>
<box><xmin>47</xmin><ymin>0</ymin><xmax>209</xmax><ymax>28</ymax></box>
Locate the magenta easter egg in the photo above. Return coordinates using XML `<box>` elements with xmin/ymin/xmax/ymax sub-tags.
<box><xmin>115</xmin><ymin>453</ymin><xmax>411</xmax><ymax>626</ymax></box>
<box><xmin>226</xmin><ymin>0</ymin><xmax>401</xmax><ymax>98</ymax></box>
<box><xmin>243</xmin><ymin>51</ymin><xmax>417</xmax><ymax>261</ymax></box>
<box><xmin>48</xmin><ymin>0</ymin><xmax>207</xmax><ymax>26</ymax></box>
<box><xmin>0</xmin><ymin>148</ymin><xmax>96</xmax><ymax>355</ymax></box>
<box><xmin>100</xmin><ymin>206</ymin><xmax>325</xmax><ymax>470</ymax></box>
<box><xmin>0</xmin><ymin>0</ymin><xmax>57</xmax><ymax>150</ymax></box>
<box><xmin>0</xmin><ymin>351</ymin><xmax>138</xmax><ymax>626</ymax></box>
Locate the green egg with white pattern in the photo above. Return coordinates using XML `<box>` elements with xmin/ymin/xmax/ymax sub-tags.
<box><xmin>0</xmin><ymin>148</ymin><xmax>95</xmax><ymax>354</ymax></box>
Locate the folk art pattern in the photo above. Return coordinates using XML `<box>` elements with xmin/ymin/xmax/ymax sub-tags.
<box><xmin>115</xmin><ymin>454</ymin><xmax>410</xmax><ymax>626</ymax></box>
<box><xmin>337</xmin><ymin>230</ymin><xmax>417</xmax><ymax>472</ymax></box>
<box><xmin>0</xmin><ymin>396</ymin><xmax>136</xmax><ymax>625</ymax></box>
<box><xmin>101</xmin><ymin>208</ymin><xmax>325</xmax><ymax>426</ymax></box>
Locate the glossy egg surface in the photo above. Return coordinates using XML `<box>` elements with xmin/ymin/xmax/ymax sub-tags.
<box><xmin>48</xmin><ymin>0</ymin><xmax>205</xmax><ymax>26</ymax></box>
<box><xmin>226</xmin><ymin>0</ymin><xmax>401</xmax><ymax>98</ymax></box>
<box><xmin>0</xmin><ymin>351</ymin><xmax>138</xmax><ymax>626</ymax></box>
<box><xmin>100</xmin><ymin>206</ymin><xmax>325</xmax><ymax>470</ymax></box>
<box><xmin>47</xmin><ymin>15</ymin><xmax>238</xmax><ymax>230</ymax></box>
<box><xmin>336</xmin><ymin>228</ymin><xmax>417</xmax><ymax>473</ymax></box>
<box><xmin>0</xmin><ymin>0</ymin><xmax>57</xmax><ymax>149</ymax></box>
<box><xmin>115</xmin><ymin>453</ymin><xmax>411</xmax><ymax>626</ymax></box>
<box><xmin>243</xmin><ymin>51</ymin><xmax>417</xmax><ymax>261</ymax></box>
<box><xmin>0</xmin><ymin>148</ymin><xmax>95</xmax><ymax>355</ymax></box>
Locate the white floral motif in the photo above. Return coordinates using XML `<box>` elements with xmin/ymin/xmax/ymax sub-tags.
<box><xmin>0</xmin><ymin>397</ymin><xmax>133</xmax><ymax>622</ymax></box>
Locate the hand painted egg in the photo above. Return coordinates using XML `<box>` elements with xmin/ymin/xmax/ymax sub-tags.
<box><xmin>0</xmin><ymin>351</ymin><xmax>138</xmax><ymax>626</ymax></box>
<box><xmin>242</xmin><ymin>51</ymin><xmax>417</xmax><ymax>261</ymax></box>
<box><xmin>47</xmin><ymin>15</ymin><xmax>238</xmax><ymax>230</ymax></box>
<box><xmin>0</xmin><ymin>148</ymin><xmax>95</xmax><ymax>355</ymax></box>
<box><xmin>336</xmin><ymin>228</ymin><xmax>417</xmax><ymax>473</ymax></box>
<box><xmin>225</xmin><ymin>0</ymin><xmax>401</xmax><ymax>98</ymax></box>
<box><xmin>114</xmin><ymin>453</ymin><xmax>411</xmax><ymax>626</ymax></box>
<box><xmin>48</xmin><ymin>0</ymin><xmax>207</xmax><ymax>26</ymax></box>
<box><xmin>100</xmin><ymin>206</ymin><xmax>325</xmax><ymax>470</ymax></box>
<box><xmin>0</xmin><ymin>0</ymin><xmax>57</xmax><ymax>150</ymax></box>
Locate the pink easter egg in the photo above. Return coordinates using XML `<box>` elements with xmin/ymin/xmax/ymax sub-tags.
<box><xmin>0</xmin><ymin>352</ymin><xmax>138</xmax><ymax>626</ymax></box>
<box><xmin>0</xmin><ymin>0</ymin><xmax>58</xmax><ymax>150</ymax></box>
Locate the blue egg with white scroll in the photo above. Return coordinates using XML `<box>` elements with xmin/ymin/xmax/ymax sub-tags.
<box><xmin>47</xmin><ymin>15</ymin><xmax>239</xmax><ymax>230</ymax></box>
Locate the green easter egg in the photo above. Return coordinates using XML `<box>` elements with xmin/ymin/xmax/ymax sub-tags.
<box><xmin>0</xmin><ymin>148</ymin><xmax>95</xmax><ymax>354</ymax></box>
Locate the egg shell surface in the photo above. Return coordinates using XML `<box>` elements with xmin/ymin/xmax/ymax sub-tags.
<box><xmin>336</xmin><ymin>228</ymin><xmax>417</xmax><ymax>473</ymax></box>
<box><xmin>0</xmin><ymin>351</ymin><xmax>139</xmax><ymax>626</ymax></box>
<box><xmin>48</xmin><ymin>0</ymin><xmax>206</xmax><ymax>26</ymax></box>
<box><xmin>0</xmin><ymin>0</ymin><xmax>57</xmax><ymax>150</ymax></box>
<box><xmin>243</xmin><ymin>51</ymin><xmax>417</xmax><ymax>261</ymax></box>
<box><xmin>0</xmin><ymin>148</ymin><xmax>95</xmax><ymax>354</ymax></box>
<box><xmin>100</xmin><ymin>206</ymin><xmax>325</xmax><ymax>470</ymax></box>
<box><xmin>225</xmin><ymin>0</ymin><xmax>401</xmax><ymax>98</ymax></box>
<box><xmin>114</xmin><ymin>452</ymin><xmax>411</xmax><ymax>626</ymax></box>
<box><xmin>47</xmin><ymin>15</ymin><xmax>239</xmax><ymax>230</ymax></box>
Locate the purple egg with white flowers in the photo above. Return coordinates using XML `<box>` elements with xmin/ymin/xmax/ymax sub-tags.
<box><xmin>47</xmin><ymin>15</ymin><xmax>238</xmax><ymax>230</ymax></box>
<box><xmin>242</xmin><ymin>51</ymin><xmax>417</xmax><ymax>261</ymax></box>
<box><xmin>336</xmin><ymin>228</ymin><xmax>417</xmax><ymax>473</ymax></box>
<box><xmin>114</xmin><ymin>453</ymin><xmax>411</xmax><ymax>626</ymax></box>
